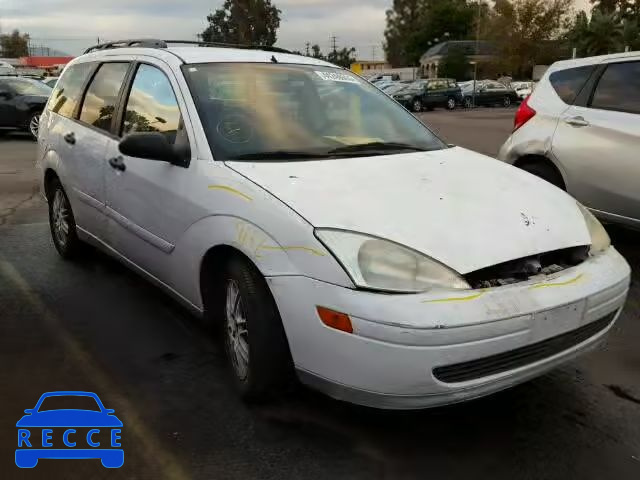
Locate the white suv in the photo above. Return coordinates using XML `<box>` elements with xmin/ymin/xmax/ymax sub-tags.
<box><xmin>499</xmin><ymin>51</ymin><xmax>640</xmax><ymax>229</ymax></box>
<box><xmin>37</xmin><ymin>40</ymin><xmax>630</xmax><ymax>409</ymax></box>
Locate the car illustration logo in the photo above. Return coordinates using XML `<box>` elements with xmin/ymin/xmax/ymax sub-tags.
<box><xmin>15</xmin><ymin>391</ymin><xmax>123</xmax><ymax>468</ymax></box>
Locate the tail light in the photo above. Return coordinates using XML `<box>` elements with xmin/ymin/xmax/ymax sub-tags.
<box><xmin>513</xmin><ymin>96</ymin><xmax>536</xmax><ymax>132</ymax></box>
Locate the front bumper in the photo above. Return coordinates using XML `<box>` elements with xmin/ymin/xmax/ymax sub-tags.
<box><xmin>268</xmin><ymin>247</ymin><xmax>630</xmax><ymax>409</ymax></box>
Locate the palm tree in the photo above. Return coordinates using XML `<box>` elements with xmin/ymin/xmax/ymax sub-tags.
<box><xmin>582</xmin><ymin>10</ymin><xmax>623</xmax><ymax>55</ymax></box>
<box><xmin>622</xmin><ymin>19</ymin><xmax>640</xmax><ymax>51</ymax></box>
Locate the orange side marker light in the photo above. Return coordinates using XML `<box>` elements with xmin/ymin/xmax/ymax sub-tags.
<box><xmin>316</xmin><ymin>307</ymin><xmax>353</xmax><ymax>334</ymax></box>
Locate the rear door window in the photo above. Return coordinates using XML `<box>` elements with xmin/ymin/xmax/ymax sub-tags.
<box><xmin>79</xmin><ymin>62</ymin><xmax>130</xmax><ymax>133</ymax></box>
<box><xmin>549</xmin><ymin>65</ymin><xmax>595</xmax><ymax>104</ymax></box>
<box><xmin>590</xmin><ymin>61</ymin><xmax>640</xmax><ymax>114</ymax></box>
<box><xmin>48</xmin><ymin>63</ymin><xmax>94</xmax><ymax>118</ymax></box>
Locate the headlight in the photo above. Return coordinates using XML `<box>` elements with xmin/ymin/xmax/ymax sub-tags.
<box><xmin>577</xmin><ymin>203</ymin><xmax>610</xmax><ymax>254</ymax></box>
<box><xmin>315</xmin><ymin>229</ymin><xmax>470</xmax><ymax>293</ymax></box>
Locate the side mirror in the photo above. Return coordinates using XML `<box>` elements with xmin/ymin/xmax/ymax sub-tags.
<box><xmin>105</xmin><ymin>409</ymin><xmax>115</xmax><ymax>414</ymax></box>
<box><xmin>118</xmin><ymin>132</ymin><xmax>188</xmax><ymax>166</ymax></box>
<box><xmin>24</xmin><ymin>409</ymin><xmax>34</xmax><ymax>414</ymax></box>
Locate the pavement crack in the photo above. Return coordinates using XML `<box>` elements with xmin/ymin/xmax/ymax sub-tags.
<box><xmin>0</xmin><ymin>186</ymin><xmax>40</xmax><ymax>226</ymax></box>
<box><xmin>606</xmin><ymin>384</ymin><xmax>640</xmax><ymax>406</ymax></box>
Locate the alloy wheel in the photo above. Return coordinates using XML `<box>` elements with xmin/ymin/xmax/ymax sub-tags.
<box><xmin>29</xmin><ymin>114</ymin><xmax>40</xmax><ymax>139</ymax></box>
<box><xmin>225</xmin><ymin>279</ymin><xmax>250</xmax><ymax>381</ymax></box>
<box><xmin>52</xmin><ymin>189</ymin><xmax>70</xmax><ymax>247</ymax></box>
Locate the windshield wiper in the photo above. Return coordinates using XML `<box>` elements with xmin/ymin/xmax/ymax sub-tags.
<box><xmin>228</xmin><ymin>150</ymin><xmax>331</xmax><ymax>161</ymax></box>
<box><xmin>328</xmin><ymin>142</ymin><xmax>428</xmax><ymax>155</ymax></box>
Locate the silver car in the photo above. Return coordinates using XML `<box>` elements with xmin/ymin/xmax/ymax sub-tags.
<box><xmin>499</xmin><ymin>51</ymin><xmax>640</xmax><ymax>229</ymax></box>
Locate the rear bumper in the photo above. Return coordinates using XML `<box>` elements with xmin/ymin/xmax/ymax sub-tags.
<box><xmin>269</xmin><ymin>247</ymin><xmax>630</xmax><ymax>409</ymax></box>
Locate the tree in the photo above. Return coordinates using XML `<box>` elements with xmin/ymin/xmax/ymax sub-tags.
<box><xmin>201</xmin><ymin>0</ymin><xmax>281</xmax><ymax>46</ymax></box>
<box><xmin>384</xmin><ymin>0</ymin><xmax>475</xmax><ymax>67</ymax></box>
<box><xmin>622</xmin><ymin>18</ymin><xmax>640</xmax><ymax>50</ymax></box>
<box><xmin>590</xmin><ymin>0</ymin><xmax>619</xmax><ymax>14</ymax></box>
<box><xmin>438</xmin><ymin>46</ymin><xmax>471</xmax><ymax>79</ymax></box>
<box><xmin>310</xmin><ymin>44</ymin><xmax>325</xmax><ymax>60</ymax></box>
<box><xmin>327</xmin><ymin>47</ymin><xmax>357</xmax><ymax>68</ymax></box>
<box><xmin>0</xmin><ymin>30</ymin><xmax>29</xmax><ymax>58</ymax></box>
<box><xmin>487</xmin><ymin>0</ymin><xmax>574</xmax><ymax>78</ymax></box>
<box><xmin>581</xmin><ymin>9</ymin><xmax>624</xmax><ymax>54</ymax></box>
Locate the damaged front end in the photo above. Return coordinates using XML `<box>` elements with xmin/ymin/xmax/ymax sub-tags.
<box><xmin>464</xmin><ymin>245</ymin><xmax>590</xmax><ymax>289</ymax></box>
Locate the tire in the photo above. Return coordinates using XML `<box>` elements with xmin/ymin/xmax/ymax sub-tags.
<box><xmin>519</xmin><ymin>162</ymin><xmax>565</xmax><ymax>189</ymax></box>
<box><xmin>463</xmin><ymin>96</ymin><xmax>473</xmax><ymax>109</ymax></box>
<box><xmin>211</xmin><ymin>255</ymin><xmax>294</xmax><ymax>402</ymax></box>
<box><xmin>446</xmin><ymin>97</ymin><xmax>456</xmax><ymax>110</ymax></box>
<box><xmin>412</xmin><ymin>99</ymin><xmax>422</xmax><ymax>112</ymax></box>
<box><xmin>48</xmin><ymin>178</ymin><xmax>83</xmax><ymax>259</ymax></box>
<box><xmin>502</xmin><ymin>96</ymin><xmax>512</xmax><ymax>108</ymax></box>
<box><xmin>27</xmin><ymin>112</ymin><xmax>41</xmax><ymax>140</ymax></box>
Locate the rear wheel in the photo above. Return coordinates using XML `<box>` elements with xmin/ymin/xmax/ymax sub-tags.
<box><xmin>502</xmin><ymin>96</ymin><xmax>512</xmax><ymax>108</ymax></box>
<box><xmin>519</xmin><ymin>161</ymin><xmax>565</xmax><ymax>190</ymax></box>
<box><xmin>211</xmin><ymin>255</ymin><xmax>294</xmax><ymax>402</ymax></box>
<box><xmin>412</xmin><ymin>99</ymin><xmax>423</xmax><ymax>112</ymax></box>
<box><xmin>463</xmin><ymin>96</ymin><xmax>473</xmax><ymax>108</ymax></box>
<box><xmin>27</xmin><ymin>112</ymin><xmax>40</xmax><ymax>140</ymax></box>
<box><xmin>48</xmin><ymin>178</ymin><xmax>83</xmax><ymax>258</ymax></box>
<box><xmin>446</xmin><ymin>97</ymin><xmax>456</xmax><ymax>110</ymax></box>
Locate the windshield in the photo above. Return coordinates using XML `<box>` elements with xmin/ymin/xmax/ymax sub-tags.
<box><xmin>3</xmin><ymin>78</ymin><xmax>52</xmax><ymax>96</ymax></box>
<box><xmin>183</xmin><ymin>63</ymin><xmax>445</xmax><ymax>161</ymax></box>
<box><xmin>38</xmin><ymin>395</ymin><xmax>101</xmax><ymax>412</ymax></box>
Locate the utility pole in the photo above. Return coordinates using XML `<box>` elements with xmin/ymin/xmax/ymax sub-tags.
<box><xmin>331</xmin><ymin>35</ymin><xmax>337</xmax><ymax>54</ymax></box>
<box><xmin>371</xmin><ymin>45</ymin><xmax>377</xmax><ymax>62</ymax></box>
<box><xmin>305</xmin><ymin>42</ymin><xmax>310</xmax><ymax>56</ymax></box>
<box><xmin>472</xmin><ymin>0</ymin><xmax>482</xmax><ymax>109</ymax></box>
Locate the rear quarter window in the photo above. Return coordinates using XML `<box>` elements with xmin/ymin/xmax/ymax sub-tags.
<box><xmin>549</xmin><ymin>65</ymin><xmax>595</xmax><ymax>104</ymax></box>
<box><xmin>590</xmin><ymin>61</ymin><xmax>640</xmax><ymax>114</ymax></box>
<box><xmin>48</xmin><ymin>63</ymin><xmax>94</xmax><ymax>118</ymax></box>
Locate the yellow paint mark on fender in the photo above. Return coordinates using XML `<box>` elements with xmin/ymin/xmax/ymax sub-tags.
<box><xmin>530</xmin><ymin>273</ymin><xmax>584</xmax><ymax>289</ymax></box>
<box><xmin>208</xmin><ymin>185</ymin><xmax>252</xmax><ymax>202</ymax></box>
<box><xmin>422</xmin><ymin>290</ymin><xmax>486</xmax><ymax>303</ymax></box>
<box><xmin>257</xmin><ymin>245</ymin><xmax>327</xmax><ymax>257</ymax></box>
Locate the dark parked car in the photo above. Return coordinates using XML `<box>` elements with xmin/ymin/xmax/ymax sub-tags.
<box><xmin>393</xmin><ymin>78</ymin><xmax>462</xmax><ymax>112</ymax></box>
<box><xmin>462</xmin><ymin>80</ymin><xmax>519</xmax><ymax>108</ymax></box>
<box><xmin>0</xmin><ymin>77</ymin><xmax>52</xmax><ymax>139</ymax></box>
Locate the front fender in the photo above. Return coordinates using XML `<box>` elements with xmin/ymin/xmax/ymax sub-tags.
<box><xmin>168</xmin><ymin>215</ymin><xmax>352</xmax><ymax>310</ymax></box>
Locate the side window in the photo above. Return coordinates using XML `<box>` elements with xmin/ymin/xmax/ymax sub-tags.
<box><xmin>122</xmin><ymin>64</ymin><xmax>182</xmax><ymax>144</ymax></box>
<box><xmin>48</xmin><ymin>63</ymin><xmax>93</xmax><ymax>118</ymax></box>
<box><xmin>549</xmin><ymin>65</ymin><xmax>595</xmax><ymax>104</ymax></box>
<box><xmin>79</xmin><ymin>63</ymin><xmax>129</xmax><ymax>133</ymax></box>
<box><xmin>590</xmin><ymin>61</ymin><xmax>640</xmax><ymax>114</ymax></box>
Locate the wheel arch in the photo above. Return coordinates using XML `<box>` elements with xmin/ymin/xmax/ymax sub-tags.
<box><xmin>513</xmin><ymin>154</ymin><xmax>567</xmax><ymax>190</ymax></box>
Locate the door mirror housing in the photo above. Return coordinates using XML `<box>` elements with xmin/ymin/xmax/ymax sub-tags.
<box><xmin>119</xmin><ymin>132</ymin><xmax>189</xmax><ymax>167</ymax></box>
<box><xmin>24</xmin><ymin>409</ymin><xmax>34</xmax><ymax>414</ymax></box>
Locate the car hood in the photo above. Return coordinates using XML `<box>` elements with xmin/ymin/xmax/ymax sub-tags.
<box><xmin>16</xmin><ymin>410</ymin><xmax>123</xmax><ymax>427</ymax></box>
<box><xmin>227</xmin><ymin>148</ymin><xmax>591</xmax><ymax>274</ymax></box>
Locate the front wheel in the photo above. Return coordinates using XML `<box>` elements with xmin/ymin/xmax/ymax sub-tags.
<box><xmin>502</xmin><ymin>96</ymin><xmax>512</xmax><ymax>108</ymax></box>
<box><xmin>446</xmin><ymin>97</ymin><xmax>457</xmax><ymax>110</ymax></box>
<box><xmin>412</xmin><ymin>99</ymin><xmax>423</xmax><ymax>112</ymax></box>
<box><xmin>463</xmin><ymin>96</ymin><xmax>473</xmax><ymax>108</ymax></box>
<box><xmin>218</xmin><ymin>256</ymin><xmax>294</xmax><ymax>402</ymax></box>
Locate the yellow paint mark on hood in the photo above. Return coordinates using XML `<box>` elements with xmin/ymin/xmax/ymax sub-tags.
<box><xmin>422</xmin><ymin>290</ymin><xmax>486</xmax><ymax>303</ymax></box>
<box><xmin>208</xmin><ymin>185</ymin><xmax>252</xmax><ymax>202</ymax></box>
<box><xmin>530</xmin><ymin>273</ymin><xmax>584</xmax><ymax>289</ymax></box>
<box><xmin>324</xmin><ymin>136</ymin><xmax>384</xmax><ymax>145</ymax></box>
<box><xmin>257</xmin><ymin>245</ymin><xmax>327</xmax><ymax>257</ymax></box>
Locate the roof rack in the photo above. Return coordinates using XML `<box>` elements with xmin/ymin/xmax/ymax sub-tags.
<box><xmin>83</xmin><ymin>39</ymin><xmax>292</xmax><ymax>55</ymax></box>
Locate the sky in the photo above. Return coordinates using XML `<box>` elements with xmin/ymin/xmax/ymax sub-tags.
<box><xmin>1</xmin><ymin>0</ymin><xmax>592</xmax><ymax>58</ymax></box>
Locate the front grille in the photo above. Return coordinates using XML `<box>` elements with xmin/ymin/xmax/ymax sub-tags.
<box><xmin>433</xmin><ymin>311</ymin><xmax>616</xmax><ymax>384</ymax></box>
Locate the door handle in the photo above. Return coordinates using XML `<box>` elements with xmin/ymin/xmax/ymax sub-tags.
<box><xmin>564</xmin><ymin>116</ymin><xmax>590</xmax><ymax>127</ymax></box>
<box><xmin>63</xmin><ymin>132</ymin><xmax>76</xmax><ymax>145</ymax></box>
<box><xmin>108</xmin><ymin>156</ymin><xmax>126</xmax><ymax>172</ymax></box>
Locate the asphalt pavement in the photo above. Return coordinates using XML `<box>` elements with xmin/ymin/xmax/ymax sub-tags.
<box><xmin>1</xmin><ymin>110</ymin><xmax>639</xmax><ymax>479</ymax></box>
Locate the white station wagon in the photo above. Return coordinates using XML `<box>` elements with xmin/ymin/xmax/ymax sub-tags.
<box><xmin>37</xmin><ymin>40</ymin><xmax>630</xmax><ymax>409</ymax></box>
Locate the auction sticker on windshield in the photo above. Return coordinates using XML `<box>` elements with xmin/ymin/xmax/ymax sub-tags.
<box><xmin>315</xmin><ymin>71</ymin><xmax>360</xmax><ymax>84</ymax></box>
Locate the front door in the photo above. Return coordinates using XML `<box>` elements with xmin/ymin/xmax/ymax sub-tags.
<box><xmin>0</xmin><ymin>80</ymin><xmax>16</xmax><ymax>127</ymax></box>
<box><xmin>104</xmin><ymin>62</ymin><xmax>198</xmax><ymax>281</ymax></box>
<box><xmin>552</xmin><ymin>60</ymin><xmax>640</xmax><ymax>224</ymax></box>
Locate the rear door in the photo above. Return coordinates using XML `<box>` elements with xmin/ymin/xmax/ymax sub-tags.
<box><xmin>552</xmin><ymin>59</ymin><xmax>640</xmax><ymax>224</ymax></box>
<box><xmin>53</xmin><ymin>61</ymin><xmax>131</xmax><ymax>238</ymax></box>
<box><xmin>0</xmin><ymin>79</ymin><xmax>15</xmax><ymax>127</ymax></box>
